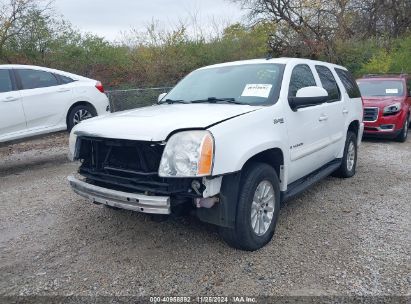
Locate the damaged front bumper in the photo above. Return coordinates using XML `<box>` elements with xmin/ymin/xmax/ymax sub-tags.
<box><xmin>68</xmin><ymin>175</ymin><xmax>171</xmax><ymax>214</ymax></box>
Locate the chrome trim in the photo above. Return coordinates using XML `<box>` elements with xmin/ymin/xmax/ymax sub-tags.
<box><xmin>68</xmin><ymin>175</ymin><xmax>170</xmax><ymax>214</ymax></box>
<box><xmin>364</xmin><ymin>125</ymin><xmax>396</xmax><ymax>132</ymax></box>
<box><xmin>378</xmin><ymin>124</ymin><xmax>395</xmax><ymax>131</ymax></box>
<box><xmin>363</xmin><ymin>107</ymin><xmax>379</xmax><ymax>122</ymax></box>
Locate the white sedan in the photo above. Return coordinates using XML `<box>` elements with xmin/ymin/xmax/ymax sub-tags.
<box><xmin>0</xmin><ymin>64</ymin><xmax>110</xmax><ymax>143</ymax></box>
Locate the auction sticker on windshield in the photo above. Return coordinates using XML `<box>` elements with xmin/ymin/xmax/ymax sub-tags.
<box><xmin>386</xmin><ymin>88</ymin><xmax>399</xmax><ymax>94</ymax></box>
<box><xmin>241</xmin><ymin>84</ymin><xmax>272</xmax><ymax>98</ymax></box>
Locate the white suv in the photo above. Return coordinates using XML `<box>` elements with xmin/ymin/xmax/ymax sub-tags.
<box><xmin>0</xmin><ymin>65</ymin><xmax>110</xmax><ymax>143</ymax></box>
<box><xmin>68</xmin><ymin>58</ymin><xmax>364</xmax><ymax>250</ymax></box>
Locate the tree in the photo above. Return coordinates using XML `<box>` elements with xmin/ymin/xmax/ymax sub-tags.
<box><xmin>351</xmin><ymin>0</ymin><xmax>411</xmax><ymax>38</ymax></box>
<box><xmin>231</xmin><ymin>0</ymin><xmax>411</xmax><ymax>60</ymax></box>
<box><xmin>0</xmin><ymin>0</ymin><xmax>51</xmax><ymax>62</ymax></box>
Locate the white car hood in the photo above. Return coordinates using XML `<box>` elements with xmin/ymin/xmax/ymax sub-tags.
<box><xmin>73</xmin><ymin>103</ymin><xmax>263</xmax><ymax>141</ymax></box>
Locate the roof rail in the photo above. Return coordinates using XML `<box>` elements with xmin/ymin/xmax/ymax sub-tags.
<box><xmin>363</xmin><ymin>73</ymin><xmax>408</xmax><ymax>78</ymax></box>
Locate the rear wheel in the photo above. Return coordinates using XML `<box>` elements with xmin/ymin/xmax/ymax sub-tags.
<box><xmin>334</xmin><ymin>131</ymin><xmax>357</xmax><ymax>178</ymax></box>
<box><xmin>396</xmin><ymin>115</ymin><xmax>409</xmax><ymax>142</ymax></box>
<box><xmin>220</xmin><ymin>163</ymin><xmax>280</xmax><ymax>251</ymax></box>
<box><xmin>67</xmin><ymin>104</ymin><xmax>96</xmax><ymax>132</ymax></box>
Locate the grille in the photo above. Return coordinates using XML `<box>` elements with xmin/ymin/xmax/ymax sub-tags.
<box><xmin>77</xmin><ymin>137</ymin><xmax>192</xmax><ymax>195</ymax></box>
<box><xmin>363</xmin><ymin>107</ymin><xmax>379</xmax><ymax>122</ymax></box>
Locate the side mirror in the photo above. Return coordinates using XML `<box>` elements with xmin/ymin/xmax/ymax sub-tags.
<box><xmin>158</xmin><ymin>92</ymin><xmax>167</xmax><ymax>102</ymax></box>
<box><xmin>288</xmin><ymin>86</ymin><xmax>329</xmax><ymax>111</ymax></box>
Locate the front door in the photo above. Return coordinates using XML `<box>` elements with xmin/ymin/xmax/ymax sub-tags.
<box><xmin>284</xmin><ymin>64</ymin><xmax>332</xmax><ymax>183</ymax></box>
<box><xmin>0</xmin><ymin>69</ymin><xmax>26</xmax><ymax>140</ymax></box>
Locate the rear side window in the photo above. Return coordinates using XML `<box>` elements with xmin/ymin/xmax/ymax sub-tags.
<box><xmin>0</xmin><ymin>70</ymin><xmax>13</xmax><ymax>93</ymax></box>
<box><xmin>17</xmin><ymin>69</ymin><xmax>58</xmax><ymax>90</ymax></box>
<box><xmin>315</xmin><ymin>65</ymin><xmax>340</xmax><ymax>102</ymax></box>
<box><xmin>59</xmin><ymin>74</ymin><xmax>74</xmax><ymax>84</ymax></box>
<box><xmin>288</xmin><ymin>64</ymin><xmax>316</xmax><ymax>97</ymax></box>
<box><xmin>335</xmin><ymin>68</ymin><xmax>361</xmax><ymax>98</ymax></box>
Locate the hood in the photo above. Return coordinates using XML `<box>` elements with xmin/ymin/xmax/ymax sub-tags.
<box><xmin>362</xmin><ymin>96</ymin><xmax>405</xmax><ymax>109</ymax></box>
<box><xmin>73</xmin><ymin>103</ymin><xmax>263</xmax><ymax>141</ymax></box>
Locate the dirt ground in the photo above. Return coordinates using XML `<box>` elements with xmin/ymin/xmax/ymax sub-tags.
<box><xmin>0</xmin><ymin>132</ymin><xmax>410</xmax><ymax>299</ymax></box>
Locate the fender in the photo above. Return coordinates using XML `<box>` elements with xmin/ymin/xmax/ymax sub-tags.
<box><xmin>209</xmin><ymin>105</ymin><xmax>289</xmax><ymax>191</ymax></box>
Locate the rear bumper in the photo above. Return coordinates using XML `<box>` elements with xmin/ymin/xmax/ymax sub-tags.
<box><xmin>68</xmin><ymin>175</ymin><xmax>171</xmax><ymax>214</ymax></box>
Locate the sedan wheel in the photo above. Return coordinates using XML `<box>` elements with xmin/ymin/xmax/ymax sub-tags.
<box><xmin>73</xmin><ymin>109</ymin><xmax>93</xmax><ymax>126</ymax></box>
<box><xmin>67</xmin><ymin>104</ymin><xmax>97</xmax><ymax>132</ymax></box>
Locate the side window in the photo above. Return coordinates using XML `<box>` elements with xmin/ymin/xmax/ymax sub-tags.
<box><xmin>288</xmin><ymin>64</ymin><xmax>316</xmax><ymax>97</ymax></box>
<box><xmin>59</xmin><ymin>74</ymin><xmax>74</xmax><ymax>84</ymax></box>
<box><xmin>0</xmin><ymin>70</ymin><xmax>13</xmax><ymax>93</ymax></box>
<box><xmin>17</xmin><ymin>69</ymin><xmax>58</xmax><ymax>90</ymax></box>
<box><xmin>407</xmin><ymin>78</ymin><xmax>411</xmax><ymax>96</ymax></box>
<box><xmin>315</xmin><ymin>65</ymin><xmax>341</xmax><ymax>102</ymax></box>
<box><xmin>335</xmin><ymin>68</ymin><xmax>361</xmax><ymax>98</ymax></box>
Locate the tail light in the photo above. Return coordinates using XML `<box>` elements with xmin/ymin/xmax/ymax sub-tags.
<box><xmin>95</xmin><ymin>81</ymin><xmax>104</xmax><ymax>93</ymax></box>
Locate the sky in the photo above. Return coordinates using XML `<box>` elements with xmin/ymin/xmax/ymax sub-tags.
<box><xmin>53</xmin><ymin>0</ymin><xmax>246</xmax><ymax>41</ymax></box>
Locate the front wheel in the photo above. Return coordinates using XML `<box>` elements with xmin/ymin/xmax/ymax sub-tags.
<box><xmin>396</xmin><ymin>115</ymin><xmax>409</xmax><ymax>142</ymax></box>
<box><xmin>220</xmin><ymin>163</ymin><xmax>280</xmax><ymax>251</ymax></box>
<box><xmin>334</xmin><ymin>131</ymin><xmax>357</xmax><ymax>178</ymax></box>
<box><xmin>67</xmin><ymin>104</ymin><xmax>97</xmax><ymax>132</ymax></box>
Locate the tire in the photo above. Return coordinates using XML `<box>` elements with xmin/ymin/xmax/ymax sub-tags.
<box><xmin>334</xmin><ymin>131</ymin><xmax>357</xmax><ymax>178</ymax></box>
<box><xmin>396</xmin><ymin>115</ymin><xmax>409</xmax><ymax>143</ymax></box>
<box><xmin>220</xmin><ymin>163</ymin><xmax>281</xmax><ymax>251</ymax></box>
<box><xmin>67</xmin><ymin>104</ymin><xmax>97</xmax><ymax>132</ymax></box>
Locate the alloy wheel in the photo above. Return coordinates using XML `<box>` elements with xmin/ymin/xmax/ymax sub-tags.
<box><xmin>346</xmin><ymin>141</ymin><xmax>356</xmax><ymax>171</ymax></box>
<box><xmin>73</xmin><ymin>109</ymin><xmax>93</xmax><ymax>125</ymax></box>
<box><xmin>250</xmin><ymin>180</ymin><xmax>276</xmax><ymax>236</ymax></box>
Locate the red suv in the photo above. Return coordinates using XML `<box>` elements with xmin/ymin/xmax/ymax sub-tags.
<box><xmin>357</xmin><ymin>74</ymin><xmax>411</xmax><ymax>142</ymax></box>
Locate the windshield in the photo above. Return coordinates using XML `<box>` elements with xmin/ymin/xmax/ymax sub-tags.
<box><xmin>162</xmin><ymin>63</ymin><xmax>285</xmax><ymax>105</ymax></box>
<box><xmin>357</xmin><ymin>80</ymin><xmax>404</xmax><ymax>97</ymax></box>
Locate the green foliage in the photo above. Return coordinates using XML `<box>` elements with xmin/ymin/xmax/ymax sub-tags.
<box><xmin>360</xmin><ymin>50</ymin><xmax>393</xmax><ymax>74</ymax></box>
<box><xmin>388</xmin><ymin>35</ymin><xmax>411</xmax><ymax>73</ymax></box>
<box><xmin>356</xmin><ymin>34</ymin><xmax>411</xmax><ymax>76</ymax></box>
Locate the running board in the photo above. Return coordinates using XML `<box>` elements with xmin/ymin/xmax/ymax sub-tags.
<box><xmin>281</xmin><ymin>159</ymin><xmax>342</xmax><ymax>203</ymax></box>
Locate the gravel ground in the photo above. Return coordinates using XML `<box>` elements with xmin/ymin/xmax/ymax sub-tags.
<box><xmin>0</xmin><ymin>132</ymin><xmax>410</xmax><ymax>299</ymax></box>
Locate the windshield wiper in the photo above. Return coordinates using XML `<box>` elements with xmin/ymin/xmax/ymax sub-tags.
<box><xmin>191</xmin><ymin>97</ymin><xmax>243</xmax><ymax>105</ymax></box>
<box><xmin>160</xmin><ymin>99</ymin><xmax>188</xmax><ymax>104</ymax></box>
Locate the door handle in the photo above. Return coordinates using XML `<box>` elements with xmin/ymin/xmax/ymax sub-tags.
<box><xmin>57</xmin><ymin>88</ymin><xmax>70</xmax><ymax>92</ymax></box>
<box><xmin>343</xmin><ymin>109</ymin><xmax>349</xmax><ymax>114</ymax></box>
<box><xmin>319</xmin><ymin>115</ymin><xmax>328</xmax><ymax>122</ymax></box>
<box><xmin>2</xmin><ymin>96</ymin><xmax>18</xmax><ymax>102</ymax></box>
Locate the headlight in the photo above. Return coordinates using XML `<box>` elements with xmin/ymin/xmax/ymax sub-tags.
<box><xmin>383</xmin><ymin>103</ymin><xmax>401</xmax><ymax>115</ymax></box>
<box><xmin>68</xmin><ymin>131</ymin><xmax>78</xmax><ymax>161</ymax></box>
<box><xmin>158</xmin><ymin>131</ymin><xmax>214</xmax><ymax>177</ymax></box>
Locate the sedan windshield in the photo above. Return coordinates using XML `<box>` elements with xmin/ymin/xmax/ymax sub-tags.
<box><xmin>357</xmin><ymin>80</ymin><xmax>404</xmax><ymax>97</ymax></box>
<box><xmin>161</xmin><ymin>63</ymin><xmax>285</xmax><ymax>105</ymax></box>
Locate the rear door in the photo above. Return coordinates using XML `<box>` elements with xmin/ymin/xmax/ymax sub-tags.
<box><xmin>15</xmin><ymin>68</ymin><xmax>72</xmax><ymax>130</ymax></box>
<box><xmin>0</xmin><ymin>69</ymin><xmax>26</xmax><ymax>139</ymax></box>
<box><xmin>284</xmin><ymin>64</ymin><xmax>331</xmax><ymax>183</ymax></box>
<box><xmin>314</xmin><ymin>65</ymin><xmax>345</xmax><ymax>158</ymax></box>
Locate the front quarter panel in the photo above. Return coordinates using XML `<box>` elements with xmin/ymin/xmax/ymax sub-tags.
<box><xmin>209</xmin><ymin>104</ymin><xmax>288</xmax><ymax>182</ymax></box>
